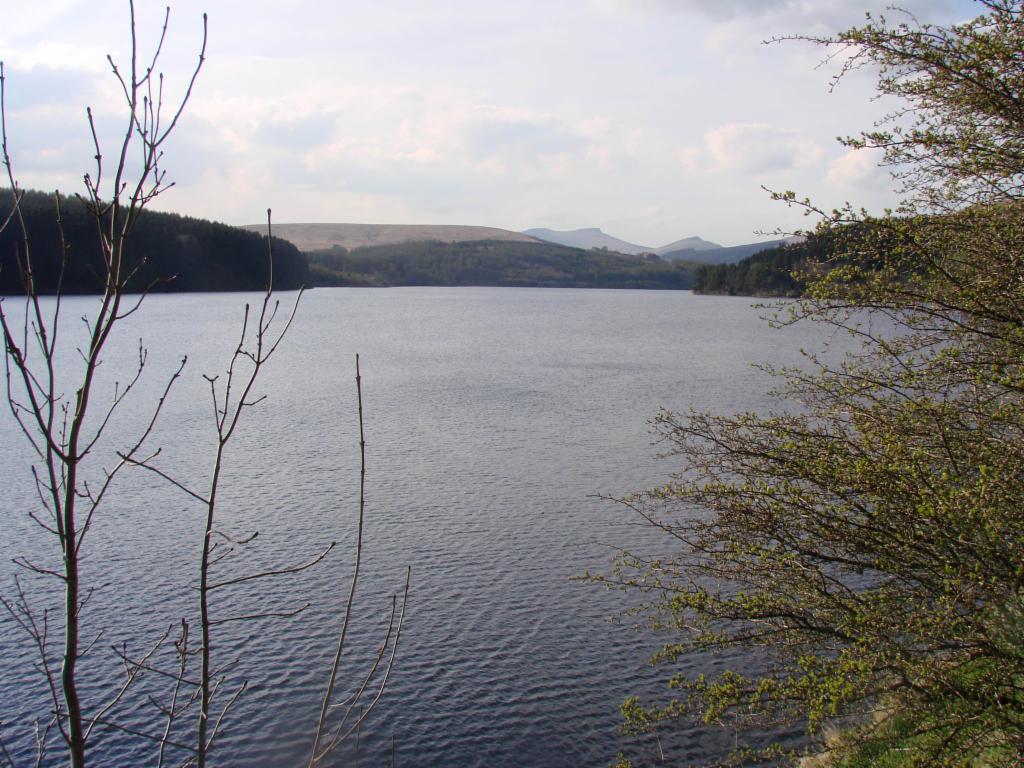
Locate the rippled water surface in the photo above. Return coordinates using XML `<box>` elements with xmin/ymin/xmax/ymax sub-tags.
<box><xmin>0</xmin><ymin>287</ymin><xmax>846</xmax><ymax>766</ymax></box>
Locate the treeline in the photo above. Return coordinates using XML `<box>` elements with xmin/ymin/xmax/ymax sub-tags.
<box><xmin>691</xmin><ymin>224</ymin><xmax>921</xmax><ymax>297</ymax></box>
<box><xmin>308</xmin><ymin>239</ymin><xmax>695</xmax><ymax>289</ymax></box>
<box><xmin>691</xmin><ymin>237</ymin><xmax>827</xmax><ymax>296</ymax></box>
<box><xmin>0</xmin><ymin>189</ymin><xmax>308</xmax><ymax>294</ymax></box>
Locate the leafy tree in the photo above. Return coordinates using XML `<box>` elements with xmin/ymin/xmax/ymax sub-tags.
<box><xmin>595</xmin><ymin>3</ymin><xmax>1024</xmax><ymax>765</ymax></box>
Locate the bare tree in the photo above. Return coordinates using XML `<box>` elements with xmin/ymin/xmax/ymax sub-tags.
<box><xmin>308</xmin><ymin>355</ymin><xmax>410</xmax><ymax>768</ymax></box>
<box><xmin>0</xmin><ymin>5</ymin><xmax>409</xmax><ymax>767</ymax></box>
<box><xmin>0</xmin><ymin>5</ymin><xmax>206</xmax><ymax>764</ymax></box>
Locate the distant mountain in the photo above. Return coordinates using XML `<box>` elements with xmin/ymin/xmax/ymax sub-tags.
<box><xmin>661</xmin><ymin>237</ymin><xmax>800</xmax><ymax>265</ymax></box>
<box><xmin>240</xmin><ymin>223</ymin><xmax>538</xmax><ymax>252</ymax></box>
<box><xmin>523</xmin><ymin>226</ymin><xmax>796</xmax><ymax>266</ymax></box>
<box><xmin>652</xmin><ymin>236</ymin><xmax>721</xmax><ymax>256</ymax></box>
<box><xmin>522</xmin><ymin>227</ymin><xmax>654</xmax><ymax>255</ymax></box>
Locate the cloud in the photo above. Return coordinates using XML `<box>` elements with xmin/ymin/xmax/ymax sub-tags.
<box><xmin>0</xmin><ymin>65</ymin><xmax>103</xmax><ymax>110</ymax></box>
<box><xmin>826</xmin><ymin>146</ymin><xmax>887</xmax><ymax>187</ymax></box>
<box><xmin>2</xmin><ymin>0</ymin><xmax>971</xmax><ymax>246</ymax></box>
<box><xmin>682</xmin><ymin>122</ymin><xmax>824</xmax><ymax>174</ymax></box>
<box><xmin>460</xmin><ymin>107</ymin><xmax>586</xmax><ymax>175</ymax></box>
<box><xmin>253</xmin><ymin>112</ymin><xmax>339</xmax><ymax>151</ymax></box>
<box><xmin>595</xmin><ymin>0</ymin><xmax>956</xmax><ymax>25</ymax></box>
<box><xmin>189</xmin><ymin>95</ymin><xmax>609</xmax><ymax>226</ymax></box>
<box><xmin>626</xmin><ymin>0</ymin><xmax>801</xmax><ymax>21</ymax></box>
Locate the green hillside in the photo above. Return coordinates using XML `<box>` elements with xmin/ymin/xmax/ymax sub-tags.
<box><xmin>691</xmin><ymin>235</ymin><xmax>830</xmax><ymax>296</ymax></box>
<box><xmin>307</xmin><ymin>239</ymin><xmax>695</xmax><ymax>289</ymax></box>
<box><xmin>0</xmin><ymin>190</ymin><xmax>308</xmax><ymax>294</ymax></box>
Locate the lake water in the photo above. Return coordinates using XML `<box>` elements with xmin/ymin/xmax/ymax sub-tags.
<box><xmin>0</xmin><ymin>287</ymin><xmax>845</xmax><ymax>767</ymax></box>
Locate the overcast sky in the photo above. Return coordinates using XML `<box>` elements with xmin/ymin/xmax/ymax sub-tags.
<box><xmin>2</xmin><ymin>0</ymin><xmax>979</xmax><ymax>248</ymax></box>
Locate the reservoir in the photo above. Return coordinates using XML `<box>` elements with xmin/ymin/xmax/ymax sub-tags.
<box><xmin>0</xmin><ymin>287</ymin><xmax>844</xmax><ymax>766</ymax></box>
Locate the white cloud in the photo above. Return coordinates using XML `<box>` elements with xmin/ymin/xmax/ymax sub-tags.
<box><xmin>0</xmin><ymin>0</ymin><xmax>974</xmax><ymax>245</ymax></box>
<box><xmin>682</xmin><ymin>122</ymin><xmax>825</xmax><ymax>175</ymax></box>
<box><xmin>460</xmin><ymin>106</ymin><xmax>586</xmax><ymax>176</ymax></box>
<box><xmin>826</xmin><ymin>147</ymin><xmax>884</xmax><ymax>187</ymax></box>
<box><xmin>676</xmin><ymin>145</ymin><xmax>699</xmax><ymax>169</ymax></box>
<box><xmin>597</xmin><ymin>0</ymin><xmax>957</xmax><ymax>25</ymax></box>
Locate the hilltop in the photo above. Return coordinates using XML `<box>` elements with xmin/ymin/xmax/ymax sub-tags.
<box><xmin>522</xmin><ymin>227</ymin><xmax>792</xmax><ymax>264</ymax></box>
<box><xmin>239</xmin><ymin>222</ymin><xmax>538</xmax><ymax>252</ymax></box>
<box><xmin>521</xmin><ymin>227</ymin><xmax>663</xmax><ymax>255</ymax></box>
<box><xmin>245</xmin><ymin>222</ymin><xmax>794</xmax><ymax>269</ymax></box>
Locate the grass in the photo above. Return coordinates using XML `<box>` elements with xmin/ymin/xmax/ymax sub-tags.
<box><xmin>822</xmin><ymin>661</ymin><xmax>1022</xmax><ymax>768</ymax></box>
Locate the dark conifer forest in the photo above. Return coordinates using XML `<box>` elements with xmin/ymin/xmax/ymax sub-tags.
<box><xmin>0</xmin><ymin>190</ymin><xmax>308</xmax><ymax>294</ymax></box>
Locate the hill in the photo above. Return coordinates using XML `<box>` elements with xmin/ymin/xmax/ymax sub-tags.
<box><xmin>523</xmin><ymin>226</ymin><xmax>791</xmax><ymax>265</ymax></box>
<box><xmin>691</xmin><ymin>235</ymin><xmax>832</xmax><ymax>296</ymax></box>
<box><xmin>0</xmin><ymin>190</ymin><xmax>308</xmax><ymax>295</ymax></box>
<box><xmin>307</xmin><ymin>239</ymin><xmax>695</xmax><ymax>290</ymax></box>
<box><xmin>661</xmin><ymin>237</ymin><xmax>798</xmax><ymax>265</ymax></box>
<box><xmin>521</xmin><ymin>227</ymin><xmax>658</xmax><ymax>255</ymax></box>
<box><xmin>241</xmin><ymin>222</ymin><xmax>538</xmax><ymax>252</ymax></box>
<box><xmin>652</xmin><ymin>236</ymin><xmax>721</xmax><ymax>256</ymax></box>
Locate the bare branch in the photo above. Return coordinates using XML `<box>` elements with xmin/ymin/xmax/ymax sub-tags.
<box><xmin>206</xmin><ymin>543</ymin><xmax>336</xmax><ymax>591</ymax></box>
<box><xmin>208</xmin><ymin>602</ymin><xmax>311</xmax><ymax>626</ymax></box>
<box><xmin>314</xmin><ymin>567</ymin><xmax>411</xmax><ymax>765</ymax></box>
<box><xmin>121</xmin><ymin>450</ymin><xmax>209</xmax><ymax>505</ymax></box>
<box><xmin>85</xmin><ymin>626</ymin><xmax>172</xmax><ymax>741</ymax></box>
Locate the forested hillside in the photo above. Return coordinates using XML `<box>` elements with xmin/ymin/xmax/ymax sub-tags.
<box><xmin>1</xmin><ymin>192</ymin><xmax>697</xmax><ymax>293</ymax></box>
<box><xmin>691</xmin><ymin>235</ymin><xmax>836</xmax><ymax>296</ymax></box>
<box><xmin>308</xmin><ymin>239</ymin><xmax>695</xmax><ymax>289</ymax></box>
<box><xmin>0</xmin><ymin>190</ymin><xmax>308</xmax><ymax>294</ymax></box>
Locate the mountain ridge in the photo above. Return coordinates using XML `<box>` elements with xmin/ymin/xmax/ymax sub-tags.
<box><xmin>523</xmin><ymin>227</ymin><xmax>792</xmax><ymax>265</ymax></box>
<box><xmin>240</xmin><ymin>221</ymin><xmax>796</xmax><ymax>269</ymax></box>
<box><xmin>661</xmin><ymin>237</ymin><xmax>802</xmax><ymax>265</ymax></box>
<box><xmin>521</xmin><ymin>227</ymin><xmax>660</xmax><ymax>255</ymax></box>
<box><xmin>239</xmin><ymin>222</ymin><xmax>539</xmax><ymax>252</ymax></box>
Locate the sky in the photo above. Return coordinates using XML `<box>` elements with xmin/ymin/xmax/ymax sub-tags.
<box><xmin>1</xmin><ymin>0</ymin><xmax>980</xmax><ymax>248</ymax></box>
